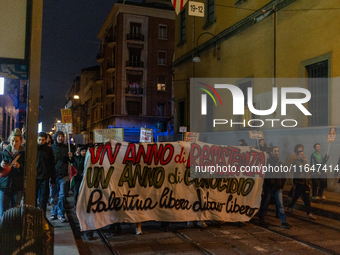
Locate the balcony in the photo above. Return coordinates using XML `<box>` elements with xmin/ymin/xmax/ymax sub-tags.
<box><xmin>106</xmin><ymin>87</ymin><xmax>115</xmax><ymax>97</ymax></box>
<box><xmin>92</xmin><ymin>97</ymin><xmax>103</xmax><ymax>107</ymax></box>
<box><xmin>106</xmin><ymin>62</ymin><xmax>116</xmax><ymax>73</ymax></box>
<box><xmin>126</xmin><ymin>60</ymin><xmax>144</xmax><ymax>69</ymax></box>
<box><xmin>125</xmin><ymin>85</ymin><xmax>143</xmax><ymax>95</ymax></box>
<box><xmin>126</xmin><ymin>33</ymin><xmax>144</xmax><ymax>42</ymax></box>
<box><xmin>96</xmin><ymin>53</ymin><xmax>104</xmax><ymax>63</ymax></box>
<box><xmin>107</xmin><ymin>35</ymin><xmax>117</xmax><ymax>48</ymax></box>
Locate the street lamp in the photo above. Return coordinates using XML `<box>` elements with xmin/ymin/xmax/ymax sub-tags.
<box><xmin>57</xmin><ymin>120</ymin><xmax>61</xmax><ymax>123</ymax></box>
<box><xmin>74</xmin><ymin>95</ymin><xmax>79</xmax><ymax>99</ymax></box>
<box><xmin>192</xmin><ymin>32</ymin><xmax>220</xmax><ymax>63</ymax></box>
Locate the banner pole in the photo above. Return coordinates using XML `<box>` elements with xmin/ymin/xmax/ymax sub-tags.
<box><xmin>66</xmin><ymin>126</ymin><xmax>71</xmax><ymax>157</ymax></box>
<box><xmin>327</xmin><ymin>142</ymin><xmax>331</xmax><ymax>155</ymax></box>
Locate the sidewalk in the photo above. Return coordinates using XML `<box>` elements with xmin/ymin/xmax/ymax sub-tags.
<box><xmin>46</xmin><ymin>196</ymin><xmax>79</xmax><ymax>255</ymax></box>
<box><xmin>282</xmin><ymin>184</ymin><xmax>340</xmax><ymax>220</ymax></box>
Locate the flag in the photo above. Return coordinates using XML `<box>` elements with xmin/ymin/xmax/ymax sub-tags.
<box><xmin>171</xmin><ymin>0</ymin><xmax>188</xmax><ymax>14</ymax></box>
<box><xmin>69</xmin><ymin>164</ymin><xmax>78</xmax><ymax>189</ymax></box>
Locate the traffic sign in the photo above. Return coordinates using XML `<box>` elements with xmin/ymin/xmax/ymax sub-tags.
<box><xmin>155</xmin><ymin>122</ymin><xmax>163</xmax><ymax>130</ymax></box>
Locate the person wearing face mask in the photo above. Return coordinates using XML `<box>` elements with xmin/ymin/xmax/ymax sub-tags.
<box><xmin>0</xmin><ymin>128</ymin><xmax>25</xmax><ymax>217</ymax></box>
<box><xmin>50</xmin><ymin>131</ymin><xmax>74</xmax><ymax>223</ymax></box>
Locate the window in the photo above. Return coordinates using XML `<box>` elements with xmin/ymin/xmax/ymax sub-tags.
<box><xmin>126</xmin><ymin>101</ymin><xmax>142</xmax><ymax>115</ymax></box>
<box><xmin>306</xmin><ymin>60</ymin><xmax>328</xmax><ymax>126</ymax></box>
<box><xmin>157</xmin><ymin>103</ymin><xmax>165</xmax><ymax>116</ymax></box>
<box><xmin>157</xmin><ymin>77</ymin><xmax>166</xmax><ymax>91</ymax></box>
<box><xmin>158</xmin><ymin>51</ymin><xmax>167</xmax><ymax>65</ymax></box>
<box><xmin>179</xmin><ymin>9</ymin><xmax>186</xmax><ymax>43</ymax></box>
<box><xmin>206</xmin><ymin>0</ymin><xmax>215</xmax><ymax>24</ymax></box>
<box><xmin>130</xmin><ymin>22</ymin><xmax>141</xmax><ymax>35</ymax></box>
<box><xmin>126</xmin><ymin>74</ymin><xmax>142</xmax><ymax>94</ymax></box>
<box><xmin>158</xmin><ymin>25</ymin><xmax>167</xmax><ymax>39</ymax></box>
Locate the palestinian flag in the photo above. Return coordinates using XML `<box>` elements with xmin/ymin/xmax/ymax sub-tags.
<box><xmin>69</xmin><ymin>164</ymin><xmax>78</xmax><ymax>189</ymax></box>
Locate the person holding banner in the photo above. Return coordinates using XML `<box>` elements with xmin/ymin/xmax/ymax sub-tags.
<box><xmin>310</xmin><ymin>143</ymin><xmax>329</xmax><ymax>200</ymax></box>
<box><xmin>287</xmin><ymin>151</ymin><xmax>316</xmax><ymax>220</ymax></box>
<box><xmin>258</xmin><ymin>147</ymin><xmax>291</xmax><ymax>229</ymax></box>
<box><xmin>50</xmin><ymin>131</ymin><xmax>74</xmax><ymax>223</ymax></box>
<box><xmin>0</xmin><ymin>128</ymin><xmax>25</xmax><ymax>217</ymax></box>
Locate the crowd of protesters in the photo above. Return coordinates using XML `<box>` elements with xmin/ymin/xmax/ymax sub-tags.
<box><xmin>0</xmin><ymin>129</ymin><xmax>338</xmax><ymax>239</ymax></box>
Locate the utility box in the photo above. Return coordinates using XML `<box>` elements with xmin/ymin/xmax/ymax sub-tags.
<box><xmin>0</xmin><ymin>204</ymin><xmax>54</xmax><ymax>255</ymax></box>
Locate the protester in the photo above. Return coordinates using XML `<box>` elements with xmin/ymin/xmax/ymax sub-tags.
<box><xmin>258</xmin><ymin>146</ymin><xmax>291</xmax><ymax>229</ymax></box>
<box><xmin>0</xmin><ymin>128</ymin><xmax>25</xmax><ymax>217</ymax></box>
<box><xmin>257</xmin><ymin>139</ymin><xmax>270</xmax><ymax>154</ymax></box>
<box><xmin>50</xmin><ymin>131</ymin><xmax>74</xmax><ymax>222</ymax></box>
<box><xmin>46</xmin><ymin>133</ymin><xmax>54</xmax><ymax>146</ymax></box>
<box><xmin>72</xmin><ymin>145</ymin><xmax>87</xmax><ymax>207</ymax></box>
<box><xmin>285</xmin><ymin>144</ymin><xmax>304</xmax><ymax>198</ymax></box>
<box><xmin>310</xmin><ymin>143</ymin><xmax>329</xmax><ymax>199</ymax></box>
<box><xmin>36</xmin><ymin>132</ymin><xmax>56</xmax><ymax>215</ymax></box>
<box><xmin>287</xmin><ymin>151</ymin><xmax>316</xmax><ymax>220</ymax></box>
<box><xmin>239</xmin><ymin>139</ymin><xmax>248</xmax><ymax>146</ymax></box>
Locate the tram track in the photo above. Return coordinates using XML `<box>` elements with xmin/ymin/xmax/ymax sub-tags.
<box><xmin>250</xmin><ymin>210</ymin><xmax>340</xmax><ymax>255</ymax></box>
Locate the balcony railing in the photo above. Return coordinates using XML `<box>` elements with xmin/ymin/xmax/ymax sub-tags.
<box><xmin>125</xmin><ymin>86</ymin><xmax>143</xmax><ymax>95</ymax></box>
<box><xmin>126</xmin><ymin>33</ymin><xmax>144</xmax><ymax>41</ymax></box>
<box><xmin>126</xmin><ymin>60</ymin><xmax>144</xmax><ymax>68</ymax></box>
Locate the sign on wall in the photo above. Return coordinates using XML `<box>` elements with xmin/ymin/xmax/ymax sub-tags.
<box><xmin>93</xmin><ymin>128</ymin><xmax>124</xmax><ymax>143</ymax></box>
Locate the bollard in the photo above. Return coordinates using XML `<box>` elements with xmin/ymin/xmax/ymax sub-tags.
<box><xmin>0</xmin><ymin>204</ymin><xmax>54</xmax><ymax>255</ymax></box>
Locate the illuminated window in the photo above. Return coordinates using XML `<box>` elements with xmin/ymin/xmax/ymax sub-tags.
<box><xmin>157</xmin><ymin>77</ymin><xmax>166</xmax><ymax>91</ymax></box>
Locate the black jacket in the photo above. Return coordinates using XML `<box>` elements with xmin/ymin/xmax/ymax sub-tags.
<box><xmin>292</xmin><ymin>158</ymin><xmax>311</xmax><ymax>186</ymax></box>
<box><xmin>51</xmin><ymin>142</ymin><xmax>74</xmax><ymax>179</ymax></box>
<box><xmin>0</xmin><ymin>145</ymin><xmax>25</xmax><ymax>192</ymax></box>
<box><xmin>264</xmin><ymin>157</ymin><xmax>286</xmax><ymax>190</ymax></box>
<box><xmin>72</xmin><ymin>155</ymin><xmax>85</xmax><ymax>180</ymax></box>
<box><xmin>37</xmin><ymin>144</ymin><xmax>56</xmax><ymax>183</ymax></box>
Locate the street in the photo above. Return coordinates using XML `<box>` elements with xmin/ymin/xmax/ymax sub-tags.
<box><xmin>66</xmin><ymin>202</ymin><xmax>340</xmax><ymax>255</ymax></box>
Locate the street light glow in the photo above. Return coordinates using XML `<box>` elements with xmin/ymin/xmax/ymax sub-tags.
<box><xmin>57</xmin><ymin>120</ymin><xmax>61</xmax><ymax>123</ymax></box>
<box><xmin>74</xmin><ymin>95</ymin><xmax>80</xmax><ymax>99</ymax></box>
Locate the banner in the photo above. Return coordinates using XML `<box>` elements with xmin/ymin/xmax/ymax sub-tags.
<box><xmin>184</xmin><ymin>132</ymin><xmax>200</xmax><ymax>142</ymax></box>
<box><xmin>327</xmin><ymin>126</ymin><xmax>336</xmax><ymax>143</ymax></box>
<box><xmin>61</xmin><ymin>109</ymin><xmax>72</xmax><ymax>123</ymax></box>
<box><xmin>140</xmin><ymin>127</ymin><xmax>153</xmax><ymax>142</ymax></box>
<box><xmin>56</xmin><ymin>123</ymin><xmax>72</xmax><ymax>134</ymax></box>
<box><xmin>76</xmin><ymin>141</ymin><xmax>265</xmax><ymax>231</ymax></box>
<box><xmin>94</xmin><ymin>128</ymin><xmax>124</xmax><ymax>143</ymax></box>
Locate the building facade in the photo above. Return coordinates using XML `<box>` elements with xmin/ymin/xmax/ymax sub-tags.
<box><xmin>94</xmin><ymin>0</ymin><xmax>175</xmax><ymax>141</ymax></box>
<box><xmin>173</xmin><ymin>0</ymin><xmax>340</xmax><ymax>191</ymax></box>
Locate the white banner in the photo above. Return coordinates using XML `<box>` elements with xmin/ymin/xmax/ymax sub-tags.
<box><xmin>94</xmin><ymin>128</ymin><xmax>124</xmax><ymax>143</ymax></box>
<box><xmin>77</xmin><ymin>141</ymin><xmax>265</xmax><ymax>231</ymax></box>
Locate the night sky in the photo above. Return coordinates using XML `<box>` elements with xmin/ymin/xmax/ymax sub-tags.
<box><xmin>39</xmin><ymin>0</ymin><xmax>142</xmax><ymax>131</ymax></box>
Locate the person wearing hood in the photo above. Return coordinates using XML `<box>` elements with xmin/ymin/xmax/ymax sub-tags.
<box><xmin>50</xmin><ymin>130</ymin><xmax>74</xmax><ymax>222</ymax></box>
<box><xmin>72</xmin><ymin>145</ymin><xmax>87</xmax><ymax>207</ymax></box>
<box><xmin>36</xmin><ymin>132</ymin><xmax>56</xmax><ymax>215</ymax></box>
<box><xmin>0</xmin><ymin>128</ymin><xmax>25</xmax><ymax>217</ymax></box>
